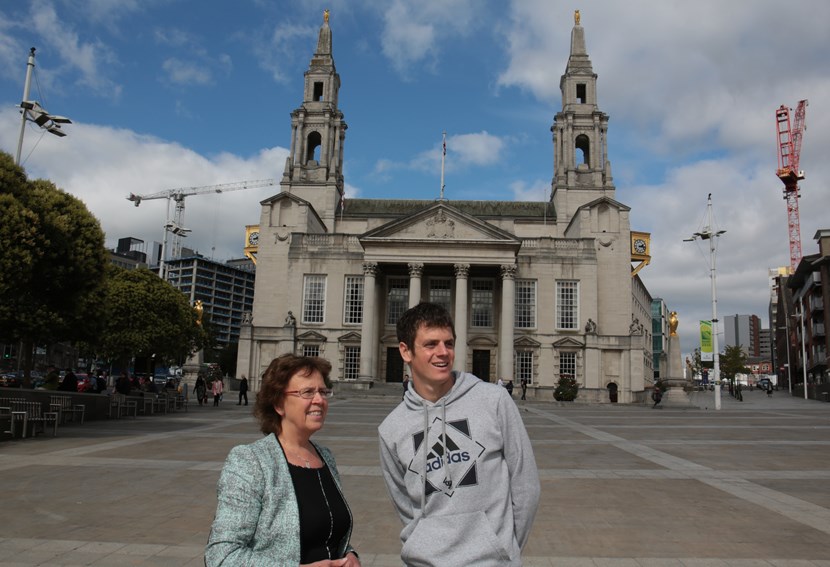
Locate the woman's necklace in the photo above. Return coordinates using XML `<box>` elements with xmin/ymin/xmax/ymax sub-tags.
<box><xmin>280</xmin><ymin>437</ymin><xmax>313</xmax><ymax>468</ymax></box>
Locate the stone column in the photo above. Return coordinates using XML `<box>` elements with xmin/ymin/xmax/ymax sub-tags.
<box><xmin>294</xmin><ymin>113</ymin><xmax>305</xmax><ymax>166</ymax></box>
<box><xmin>408</xmin><ymin>263</ymin><xmax>423</xmax><ymax>308</ymax></box>
<box><xmin>359</xmin><ymin>262</ymin><xmax>378</xmax><ymax>381</ymax></box>
<box><xmin>499</xmin><ymin>264</ymin><xmax>517</xmax><ymax>381</ymax></box>
<box><xmin>453</xmin><ymin>264</ymin><xmax>470</xmax><ymax>372</ymax></box>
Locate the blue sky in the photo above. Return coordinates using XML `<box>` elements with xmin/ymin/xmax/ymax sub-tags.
<box><xmin>2</xmin><ymin>0</ymin><xmax>829</xmax><ymax>356</ymax></box>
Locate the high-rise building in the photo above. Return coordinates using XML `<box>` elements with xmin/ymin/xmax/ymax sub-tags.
<box><xmin>164</xmin><ymin>253</ymin><xmax>255</xmax><ymax>346</ymax></box>
<box><xmin>724</xmin><ymin>314</ymin><xmax>762</xmax><ymax>357</ymax></box>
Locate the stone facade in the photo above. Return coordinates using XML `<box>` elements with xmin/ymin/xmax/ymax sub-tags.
<box><xmin>237</xmin><ymin>15</ymin><xmax>653</xmax><ymax>403</ymax></box>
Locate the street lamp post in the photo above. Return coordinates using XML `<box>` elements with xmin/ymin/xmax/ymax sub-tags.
<box><xmin>798</xmin><ymin>303</ymin><xmax>809</xmax><ymax>400</ymax></box>
<box><xmin>15</xmin><ymin>47</ymin><xmax>72</xmax><ymax>165</ymax></box>
<box><xmin>685</xmin><ymin>194</ymin><xmax>726</xmax><ymax>410</ymax></box>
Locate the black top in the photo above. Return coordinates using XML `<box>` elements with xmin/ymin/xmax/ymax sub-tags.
<box><xmin>287</xmin><ymin>459</ymin><xmax>351</xmax><ymax>562</ymax></box>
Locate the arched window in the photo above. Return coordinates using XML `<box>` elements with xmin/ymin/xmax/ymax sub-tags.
<box><xmin>305</xmin><ymin>131</ymin><xmax>322</xmax><ymax>164</ymax></box>
<box><xmin>575</xmin><ymin>134</ymin><xmax>590</xmax><ymax>166</ymax></box>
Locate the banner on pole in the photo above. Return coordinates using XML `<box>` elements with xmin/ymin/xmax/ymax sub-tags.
<box><xmin>700</xmin><ymin>320</ymin><xmax>713</xmax><ymax>361</ymax></box>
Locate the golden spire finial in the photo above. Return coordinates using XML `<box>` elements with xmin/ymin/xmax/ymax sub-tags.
<box><xmin>324</xmin><ymin>9</ymin><xmax>329</xmax><ymax>23</ymax></box>
<box><xmin>574</xmin><ymin>10</ymin><xmax>581</xmax><ymax>25</ymax></box>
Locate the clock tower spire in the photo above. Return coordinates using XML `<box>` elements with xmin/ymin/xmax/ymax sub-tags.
<box><xmin>280</xmin><ymin>10</ymin><xmax>347</xmax><ymax>232</ymax></box>
<box><xmin>551</xmin><ymin>11</ymin><xmax>615</xmax><ymax>228</ymax></box>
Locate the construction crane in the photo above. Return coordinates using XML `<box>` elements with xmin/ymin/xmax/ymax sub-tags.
<box><xmin>775</xmin><ymin>99</ymin><xmax>808</xmax><ymax>272</ymax></box>
<box><xmin>127</xmin><ymin>178</ymin><xmax>276</xmax><ymax>276</ymax></box>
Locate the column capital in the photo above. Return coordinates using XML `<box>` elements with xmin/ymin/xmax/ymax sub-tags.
<box><xmin>453</xmin><ymin>263</ymin><xmax>470</xmax><ymax>278</ymax></box>
<box><xmin>408</xmin><ymin>262</ymin><xmax>424</xmax><ymax>278</ymax></box>
<box><xmin>500</xmin><ymin>264</ymin><xmax>517</xmax><ymax>280</ymax></box>
<box><xmin>362</xmin><ymin>262</ymin><xmax>378</xmax><ymax>277</ymax></box>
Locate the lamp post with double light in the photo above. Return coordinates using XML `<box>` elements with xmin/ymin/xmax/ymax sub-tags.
<box><xmin>15</xmin><ymin>47</ymin><xmax>71</xmax><ymax>165</ymax></box>
<box><xmin>685</xmin><ymin>194</ymin><xmax>726</xmax><ymax>410</ymax></box>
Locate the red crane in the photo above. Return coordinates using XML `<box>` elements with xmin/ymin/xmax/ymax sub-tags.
<box><xmin>775</xmin><ymin>99</ymin><xmax>808</xmax><ymax>272</ymax></box>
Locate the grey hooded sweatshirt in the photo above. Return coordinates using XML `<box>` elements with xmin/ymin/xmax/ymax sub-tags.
<box><xmin>379</xmin><ymin>371</ymin><xmax>540</xmax><ymax>567</ymax></box>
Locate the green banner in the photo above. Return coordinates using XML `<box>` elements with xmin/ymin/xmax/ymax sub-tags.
<box><xmin>700</xmin><ymin>320</ymin><xmax>713</xmax><ymax>361</ymax></box>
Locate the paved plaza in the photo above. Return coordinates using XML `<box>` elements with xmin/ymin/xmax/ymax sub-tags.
<box><xmin>1</xmin><ymin>386</ymin><xmax>829</xmax><ymax>566</ymax></box>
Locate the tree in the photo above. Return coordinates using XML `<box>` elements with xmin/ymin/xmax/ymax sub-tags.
<box><xmin>98</xmin><ymin>267</ymin><xmax>213</xmax><ymax>373</ymax></box>
<box><xmin>0</xmin><ymin>152</ymin><xmax>108</xmax><ymax>381</ymax></box>
<box><xmin>553</xmin><ymin>375</ymin><xmax>579</xmax><ymax>401</ymax></box>
<box><xmin>719</xmin><ymin>345</ymin><xmax>750</xmax><ymax>384</ymax></box>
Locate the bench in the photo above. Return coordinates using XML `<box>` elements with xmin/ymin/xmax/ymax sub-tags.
<box><xmin>108</xmin><ymin>394</ymin><xmax>138</xmax><ymax>419</ymax></box>
<box><xmin>50</xmin><ymin>395</ymin><xmax>86</xmax><ymax>425</ymax></box>
<box><xmin>7</xmin><ymin>400</ymin><xmax>58</xmax><ymax>438</ymax></box>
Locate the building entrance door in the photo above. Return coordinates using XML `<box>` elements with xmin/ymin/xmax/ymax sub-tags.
<box><xmin>607</xmin><ymin>382</ymin><xmax>619</xmax><ymax>403</ymax></box>
<box><xmin>472</xmin><ymin>350</ymin><xmax>491</xmax><ymax>382</ymax></box>
<box><xmin>386</xmin><ymin>347</ymin><xmax>404</xmax><ymax>383</ymax></box>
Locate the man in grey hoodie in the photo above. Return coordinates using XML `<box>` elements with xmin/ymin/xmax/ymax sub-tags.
<box><xmin>379</xmin><ymin>302</ymin><xmax>540</xmax><ymax>566</ymax></box>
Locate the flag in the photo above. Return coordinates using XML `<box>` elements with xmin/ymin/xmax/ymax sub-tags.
<box><xmin>442</xmin><ymin>138</ymin><xmax>446</xmax><ymax>156</ymax></box>
<box><xmin>340</xmin><ymin>190</ymin><xmax>345</xmax><ymax>212</ymax></box>
<box><xmin>700</xmin><ymin>320</ymin><xmax>713</xmax><ymax>361</ymax></box>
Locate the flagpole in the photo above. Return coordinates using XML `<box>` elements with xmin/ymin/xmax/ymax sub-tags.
<box><xmin>440</xmin><ymin>131</ymin><xmax>446</xmax><ymax>200</ymax></box>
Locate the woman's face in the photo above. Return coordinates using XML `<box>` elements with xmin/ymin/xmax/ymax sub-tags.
<box><xmin>275</xmin><ymin>368</ymin><xmax>329</xmax><ymax>438</ymax></box>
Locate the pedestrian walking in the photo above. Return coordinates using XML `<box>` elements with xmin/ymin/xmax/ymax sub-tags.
<box><xmin>237</xmin><ymin>375</ymin><xmax>249</xmax><ymax>406</ymax></box>
<box><xmin>402</xmin><ymin>373</ymin><xmax>410</xmax><ymax>400</ymax></box>
<box><xmin>212</xmin><ymin>378</ymin><xmax>224</xmax><ymax>407</ymax></box>
<box><xmin>767</xmin><ymin>383</ymin><xmax>773</xmax><ymax>397</ymax></box>
<box><xmin>520</xmin><ymin>377</ymin><xmax>528</xmax><ymax>400</ymax></box>
<box><xmin>736</xmin><ymin>382</ymin><xmax>743</xmax><ymax>401</ymax></box>
<box><xmin>651</xmin><ymin>386</ymin><xmax>663</xmax><ymax>408</ymax></box>
<box><xmin>194</xmin><ymin>375</ymin><xmax>207</xmax><ymax>407</ymax></box>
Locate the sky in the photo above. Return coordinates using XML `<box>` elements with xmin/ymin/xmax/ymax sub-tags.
<box><xmin>1</xmin><ymin>0</ymin><xmax>829</xmax><ymax>357</ymax></box>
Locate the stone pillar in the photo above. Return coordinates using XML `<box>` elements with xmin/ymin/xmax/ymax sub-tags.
<box><xmin>408</xmin><ymin>263</ymin><xmax>423</xmax><ymax>308</ymax></box>
<box><xmin>453</xmin><ymin>263</ymin><xmax>470</xmax><ymax>372</ymax></box>
<box><xmin>662</xmin><ymin>334</ymin><xmax>693</xmax><ymax>407</ymax></box>
<box><xmin>499</xmin><ymin>264</ymin><xmax>516</xmax><ymax>381</ymax></box>
<box><xmin>359</xmin><ymin>262</ymin><xmax>378</xmax><ymax>381</ymax></box>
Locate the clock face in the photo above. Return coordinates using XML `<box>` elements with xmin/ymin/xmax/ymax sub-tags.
<box><xmin>633</xmin><ymin>238</ymin><xmax>647</xmax><ymax>254</ymax></box>
<box><xmin>248</xmin><ymin>231</ymin><xmax>259</xmax><ymax>246</ymax></box>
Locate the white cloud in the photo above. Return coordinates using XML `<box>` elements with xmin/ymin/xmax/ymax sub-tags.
<box><xmin>2</xmin><ymin>107</ymin><xmax>288</xmax><ymax>261</ymax></box>
<box><xmin>379</xmin><ymin>0</ymin><xmax>477</xmax><ymax>77</ymax></box>
<box><xmin>162</xmin><ymin>58</ymin><xmax>213</xmax><ymax>86</ymax></box>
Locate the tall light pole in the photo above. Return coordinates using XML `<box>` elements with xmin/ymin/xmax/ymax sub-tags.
<box><xmin>15</xmin><ymin>47</ymin><xmax>72</xmax><ymax>165</ymax></box>
<box><xmin>798</xmin><ymin>302</ymin><xmax>809</xmax><ymax>400</ymax></box>
<box><xmin>685</xmin><ymin>194</ymin><xmax>726</xmax><ymax>410</ymax></box>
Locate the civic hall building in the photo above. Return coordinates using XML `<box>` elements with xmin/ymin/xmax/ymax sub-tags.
<box><xmin>237</xmin><ymin>13</ymin><xmax>655</xmax><ymax>403</ymax></box>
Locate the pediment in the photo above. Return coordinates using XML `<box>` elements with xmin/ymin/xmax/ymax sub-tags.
<box><xmin>514</xmin><ymin>336</ymin><xmax>542</xmax><ymax>348</ymax></box>
<box><xmin>338</xmin><ymin>331</ymin><xmax>362</xmax><ymax>343</ymax></box>
<box><xmin>296</xmin><ymin>330</ymin><xmax>327</xmax><ymax>342</ymax></box>
<box><xmin>260</xmin><ymin>191</ymin><xmax>312</xmax><ymax>207</ymax></box>
<box><xmin>553</xmin><ymin>336</ymin><xmax>584</xmax><ymax>349</ymax></box>
<box><xmin>578</xmin><ymin>196</ymin><xmax>631</xmax><ymax>213</ymax></box>
<box><xmin>468</xmin><ymin>335</ymin><xmax>498</xmax><ymax>347</ymax></box>
<box><xmin>360</xmin><ymin>203</ymin><xmax>519</xmax><ymax>245</ymax></box>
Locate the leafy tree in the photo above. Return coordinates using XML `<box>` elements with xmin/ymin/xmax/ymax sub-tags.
<box><xmin>719</xmin><ymin>345</ymin><xmax>750</xmax><ymax>384</ymax></box>
<box><xmin>0</xmin><ymin>152</ymin><xmax>108</xmax><ymax>382</ymax></box>
<box><xmin>98</xmin><ymin>267</ymin><xmax>212</xmax><ymax>373</ymax></box>
<box><xmin>553</xmin><ymin>375</ymin><xmax>579</xmax><ymax>401</ymax></box>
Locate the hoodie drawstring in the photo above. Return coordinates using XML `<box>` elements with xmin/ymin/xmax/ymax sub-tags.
<box><xmin>421</xmin><ymin>400</ymin><xmax>428</xmax><ymax>512</ymax></box>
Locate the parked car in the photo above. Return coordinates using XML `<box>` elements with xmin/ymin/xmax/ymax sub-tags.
<box><xmin>0</xmin><ymin>372</ymin><xmax>22</xmax><ymax>388</ymax></box>
<box><xmin>75</xmin><ymin>373</ymin><xmax>95</xmax><ymax>392</ymax></box>
<box><xmin>756</xmin><ymin>378</ymin><xmax>773</xmax><ymax>390</ymax></box>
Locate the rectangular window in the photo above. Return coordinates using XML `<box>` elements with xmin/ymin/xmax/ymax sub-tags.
<box><xmin>343</xmin><ymin>276</ymin><xmax>364</xmax><ymax>325</ymax></box>
<box><xmin>576</xmin><ymin>83</ymin><xmax>586</xmax><ymax>103</ymax></box>
<box><xmin>560</xmin><ymin>351</ymin><xmax>576</xmax><ymax>379</ymax></box>
<box><xmin>386</xmin><ymin>277</ymin><xmax>409</xmax><ymax>325</ymax></box>
<box><xmin>471</xmin><ymin>279</ymin><xmax>494</xmax><ymax>327</ymax></box>
<box><xmin>313</xmin><ymin>82</ymin><xmax>324</xmax><ymax>101</ymax></box>
<box><xmin>303</xmin><ymin>275</ymin><xmax>326</xmax><ymax>323</ymax></box>
<box><xmin>344</xmin><ymin>346</ymin><xmax>360</xmax><ymax>380</ymax></box>
<box><xmin>514</xmin><ymin>280</ymin><xmax>536</xmax><ymax>328</ymax></box>
<box><xmin>429</xmin><ymin>278</ymin><xmax>452</xmax><ymax>313</ymax></box>
<box><xmin>303</xmin><ymin>345</ymin><xmax>320</xmax><ymax>358</ymax></box>
<box><xmin>556</xmin><ymin>280</ymin><xmax>579</xmax><ymax>330</ymax></box>
<box><xmin>515</xmin><ymin>351</ymin><xmax>534</xmax><ymax>384</ymax></box>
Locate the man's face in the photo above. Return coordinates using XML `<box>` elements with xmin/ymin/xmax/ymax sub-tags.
<box><xmin>400</xmin><ymin>324</ymin><xmax>455</xmax><ymax>395</ymax></box>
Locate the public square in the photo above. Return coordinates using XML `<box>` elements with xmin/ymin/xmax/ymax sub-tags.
<box><xmin>1</xmin><ymin>387</ymin><xmax>829</xmax><ymax>566</ymax></box>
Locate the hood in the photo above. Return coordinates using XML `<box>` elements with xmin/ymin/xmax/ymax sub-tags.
<box><xmin>402</xmin><ymin>370</ymin><xmax>480</xmax><ymax>410</ymax></box>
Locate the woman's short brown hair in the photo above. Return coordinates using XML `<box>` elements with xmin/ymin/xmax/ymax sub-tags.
<box><xmin>254</xmin><ymin>353</ymin><xmax>333</xmax><ymax>435</ymax></box>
